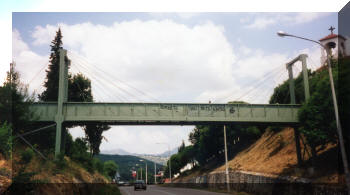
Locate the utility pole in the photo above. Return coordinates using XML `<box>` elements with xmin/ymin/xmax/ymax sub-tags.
<box><xmin>168</xmin><ymin>145</ymin><xmax>172</xmax><ymax>183</ymax></box>
<box><xmin>154</xmin><ymin>162</ymin><xmax>157</xmax><ymax>184</ymax></box>
<box><xmin>156</xmin><ymin>143</ymin><xmax>172</xmax><ymax>183</ymax></box>
<box><xmin>146</xmin><ymin>162</ymin><xmax>148</xmax><ymax>184</ymax></box>
<box><xmin>141</xmin><ymin>167</ymin><xmax>143</xmax><ymax>180</ymax></box>
<box><xmin>224</xmin><ymin>125</ymin><xmax>230</xmax><ymax>192</ymax></box>
<box><xmin>325</xmin><ymin>48</ymin><xmax>350</xmax><ymax>194</ymax></box>
<box><xmin>277</xmin><ymin>30</ymin><xmax>350</xmax><ymax>195</ymax></box>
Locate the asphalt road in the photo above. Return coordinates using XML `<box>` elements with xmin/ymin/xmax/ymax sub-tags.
<box><xmin>119</xmin><ymin>185</ymin><xmax>228</xmax><ymax>195</ymax></box>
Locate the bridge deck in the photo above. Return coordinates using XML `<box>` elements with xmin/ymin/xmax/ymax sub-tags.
<box><xmin>29</xmin><ymin>102</ymin><xmax>300</xmax><ymax>125</ymax></box>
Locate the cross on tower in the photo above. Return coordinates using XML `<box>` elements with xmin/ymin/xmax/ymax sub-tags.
<box><xmin>329</xmin><ymin>26</ymin><xmax>335</xmax><ymax>34</ymax></box>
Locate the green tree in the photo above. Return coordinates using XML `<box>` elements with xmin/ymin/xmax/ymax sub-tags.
<box><xmin>178</xmin><ymin>140</ymin><xmax>185</xmax><ymax>153</ymax></box>
<box><xmin>37</xmin><ymin>28</ymin><xmax>110</xmax><ymax>155</ymax></box>
<box><xmin>0</xmin><ymin>122</ymin><xmax>12</xmax><ymax>158</ymax></box>
<box><xmin>84</xmin><ymin>123</ymin><xmax>110</xmax><ymax>156</ymax></box>
<box><xmin>269</xmin><ymin>70</ymin><xmax>313</xmax><ymax>104</ymax></box>
<box><xmin>103</xmin><ymin>160</ymin><xmax>118</xmax><ymax>179</ymax></box>
<box><xmin>68</xmin><ymin>73</ymin><xmax>93</xmax><ymax>102</ymax></box>
<box><xmin>298</xmin><ymin>60</ymin><xmax>345</xmax><ymax>162</ymax></box>
<box><xmin>0</xmin><ymin>63</ymin><xmax>34</xmax><ymax>134</ymax></box>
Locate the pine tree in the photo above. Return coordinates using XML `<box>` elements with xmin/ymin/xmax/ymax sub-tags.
<box><xmin>37</xmin><ymin>28</ymin><xmax>110</xmax><ymax>156</ymax></box>
<box><xmin>38</xmin><ymin>28</ymin><xmax>67</xmax><ymax>101</ymax></box>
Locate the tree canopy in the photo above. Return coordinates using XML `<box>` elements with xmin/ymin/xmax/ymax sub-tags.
<box><xmin>35</xmin><ymin>28</ymin><xmax>110</xmax><ymax>156</ymax></box>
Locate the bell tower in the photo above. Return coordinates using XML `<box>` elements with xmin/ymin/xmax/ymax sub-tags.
<box><xmin>319</xmin><ymin>26</ymin><xmax>347</xmax><ymax>65</ymax></box>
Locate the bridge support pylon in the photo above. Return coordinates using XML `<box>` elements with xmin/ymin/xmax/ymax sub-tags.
<box><xmin>286</xmin><ymin>54</ymin><xmax>310</xmax><ymax>166</ymax></box>
<box><xmin>54</xmin><ymin>48</ymin><xmax>68</xmax><ymax>158</ymax></box>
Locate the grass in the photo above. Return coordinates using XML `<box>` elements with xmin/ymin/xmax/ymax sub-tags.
<box><xmin>0</xmin><ymin>167</ymin><xmax>11</xmax><ymax>177</ymax></box>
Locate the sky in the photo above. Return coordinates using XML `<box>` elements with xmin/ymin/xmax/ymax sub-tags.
<box><xmin>1</xmin><ymin>0</ymin><xmax>349</xmax><ymax>155</ymax></box>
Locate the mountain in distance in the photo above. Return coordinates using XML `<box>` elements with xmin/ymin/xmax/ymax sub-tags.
<box><xmin>97</xmin><ymin>154</ymin><xmax>164</xmax><ymax>181</ymax></box>
<box><xmin>100</xmin><ymin>146</ymin><xmax>180</xmax><ymax>165</ymax></box>
<box><xmin>154</xmin><ymin>147</ymin><xmax>178</xmax><ymax>157</ymax></box>
<box><xmin>101</xmin><ymin>146</ymin><xmax>179</xmax><ymax>157</ymax></box>
<box><xmin>101</xmin><ymin>148</ymin><xmax>133</xmax><ymax>155</ymax></box>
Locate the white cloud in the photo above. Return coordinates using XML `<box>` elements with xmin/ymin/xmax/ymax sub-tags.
<box><xmin>99</xmin><ymin>126</ymin><xmax>192</xmax><ymax>154</ymax></box>
<box><xmin>31</xmin><ymin>20</ymin><xmax>237</xmax><ymax>103</ymax></box>
<box><xmin>14</xmin><ymin>19</ymin><xmax>327</xmax><ymax>154</ymax></box>
<box><xmin>12</xmin><ymin>29</ymin><xmax>49</xmax><ymax>96</ymax></box>
<box><xmin>69</xmin><ymin>125</ymin><xmax>192</xmax><ymax>155</ymax></box>
<box><xmin>29</xmin><ymin>20</ymin><xmax>237</xmax><ymax>154</ymax></box>
<box><xmin>243</xmin><ymin>13</ymin><xmax>331</xmax><ymax>30</ymax></box>
<box><xmin>244</xmin><ymin>17</ymin><xmax>276</xmax><ymax>29</ymax></box>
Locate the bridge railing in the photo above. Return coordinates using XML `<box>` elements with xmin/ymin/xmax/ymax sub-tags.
<box><xmin>29</xmin><ymin>102</ymin><xmax>300</xmax><ymax>124</ymax></box>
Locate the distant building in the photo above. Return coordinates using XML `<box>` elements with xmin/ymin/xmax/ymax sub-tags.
<box><xmin>319</xmin><ymin>26</ymin><xmax>348</xmax><ymax>65</ymax></box>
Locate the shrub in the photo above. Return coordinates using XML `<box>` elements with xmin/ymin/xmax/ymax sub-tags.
<box><xmin>54</xmin><ymin>152</ymin><xmax>67</xmax><ymax>171</ymax></box>
<box><xmin>93</xmin><ymin>158</ymin><xmax>104</xmax><ymax>174</ymax></box>
<box><xmin>10</xmin><ymin>168</ymin><xmax>36</xmax><ymax>194</ymax></box>
<box><xmin>103</xmin><ymin>160</ymin><xmax>118</xmax><ymax>180</ymax></box>
<box><xmin>0</xmin><ymin>122</ymin><xmax>12</xmax><ymax>158</ymax></box>
<box><xmin>68</xmin><ymin>138</ymin><xmax>96</xmax><ymax>172</ymax></box>
<box><xmin>21</xmin><ymin>148</ymin><xmax>34</xmax><ymax>164</ymax></box>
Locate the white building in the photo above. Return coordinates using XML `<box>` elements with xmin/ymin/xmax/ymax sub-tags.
<box><xmin>319</xmin><ymin>26</ymin><xmax>348</xmax><ymax>65</ymax></box>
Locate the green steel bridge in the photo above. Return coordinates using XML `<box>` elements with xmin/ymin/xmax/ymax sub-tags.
<box><xmin>28</xmin><ymin>49</ymin><xmax>309</xmax><ymax>159</ymax></box>
<box><xmin>30</xmin><ymin>102</ymin><xmax>300</xmax><ymax>125</ymax></box>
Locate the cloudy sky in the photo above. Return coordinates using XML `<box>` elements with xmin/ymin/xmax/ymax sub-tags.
<box><xmin>1</xmin><ymin>1</ymin><xmax>348</xmax><ymax>155</ymax></box>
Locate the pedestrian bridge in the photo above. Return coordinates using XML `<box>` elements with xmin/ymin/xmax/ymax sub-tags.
<box><xmin>30</xmin><ymin>102</ymin><xmax>300</xmax><ymax>125</ymax></box>
<box><xmin>28</xmin><ymin>49</ymin><xmax>306</xmax><ymax>157</ymax></box>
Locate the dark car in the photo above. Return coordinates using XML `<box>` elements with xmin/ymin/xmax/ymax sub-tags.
<box><xmin>134</xmin><ymin>180</ymin><xmax>147</xmax><ymax>190</ymax></box>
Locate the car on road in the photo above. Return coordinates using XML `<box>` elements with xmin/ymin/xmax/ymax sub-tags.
<box><xmin>117</xmin><ymin>181</ymin><xmax>125</xmax><ymax>186</ymax></box>
<box><xmin>124</xmin><ymin>181</ymin><xmax>131</xmax><ymax>186</ymax></box>
<box><xmin>134</xmin><ymin>180</ymin><xmax>147</xmax><ymax>190</ymax></box>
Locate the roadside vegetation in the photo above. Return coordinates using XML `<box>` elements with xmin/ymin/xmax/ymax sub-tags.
<box><xmin>168</xmin><ymin>57</ymin><xmax>350</xmax><ymax>183</ymax></box>
<box><xmin>0</xmin><ymin>28</ymin><xmax>120</xmax><ymax>194</ymax></box>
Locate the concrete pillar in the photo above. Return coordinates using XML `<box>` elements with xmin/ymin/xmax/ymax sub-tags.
<box><xmin>286</xmin><ymin>63</ymin><xmax>302</xmax><ymax>167</ymax></box>
<box><xmin>55</xmin><ymin>49</ymin><xmax>68</xmax><ymax>158</ymax></box>
<box><xmin>300</xmin><ymin>54</ymin><xmax>310</xmax><ymax>101</ymax></box>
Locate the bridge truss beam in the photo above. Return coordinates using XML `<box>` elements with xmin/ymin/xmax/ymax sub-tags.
<box><xmin>30</xmin><ymin>102</ymin><xmax>300</xmax><ymax>125</ymax></box>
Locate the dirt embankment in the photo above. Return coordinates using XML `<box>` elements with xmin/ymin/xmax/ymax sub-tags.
<box><xmin>0</xmin><ymin>154</ymin><xmax>12</xmax><ymax>194</ymax></box>
<box><xmin>176</xmin><ymin>127</ymin><xmax>343</xmax><ymax>184</ymax></box>
<box><xmin>0</xmin><ymin>149</ymin><xmax>113</xmax><ymax>195</ymax></box>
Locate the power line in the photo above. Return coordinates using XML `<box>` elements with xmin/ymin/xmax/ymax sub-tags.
<box><xmin>73</xmin><ymin>62</ymin><xmax>127</xmax><ymax>102</ymax></box>
<box><xmin>231</xmin><ymin>67</ymin><xmax>286</xmax><ymax>102</ymax></box>
<box><xmin>72</xmin><ymin>59</ymin><xmax>139</xmax><ymax>102</ymax></box>
<box><xmin>72</xmin><ymin>54</ymin><xmax>151</xmax><ymax>102</ymax></box>
<box><xmin>71</xmin><ymin>62</ymin><xmax>122</xmax><ymax>102</ymax></box>
<box><xmin>28</xmin><ymin>62</ymin><xmax>48</xmax><ymax>85</ymax></box>
<box><xmin>69</xmin><ymin>55</ymin><xmax>138</xmax><ymax>101</ymax></box>
<box><xmin>68</xmin><ymin>51</ymin><xmax>161</xmax><ymax>103</ymax></box>
<box><xmin>216</xmin><ymin>65</ymin><xmax>285</xmax><ymax>103</ymax></box>
<box><xmin>245</xmin><ymin>70</ymin><xmax>287</xmax><ymax>103</ymax></box>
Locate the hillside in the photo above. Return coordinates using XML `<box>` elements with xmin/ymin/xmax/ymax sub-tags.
<box><xmin>97</xmin><ymin>154</ymin><xmax>164</xmax><ymax>181</ymax></box>
<box><xmin>175</xmin><ymin>127</ymin><xmax>343</xmax><ymax>184</ymax></box>
<box><xmin>0</xmin><ymin>154</ymin><xmax>11</xmax><ymax>194</ymax></box>
<box><xmin>0</xmin><ymin>148</ymin><xmax>121</xmax><ymax>195</ymax></box>
<box><xmin>214</xmin><ymin>127</ymin><xmax>341</xmax><ymax>183</ymax></box>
